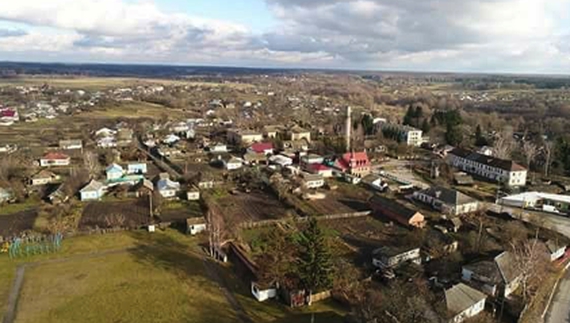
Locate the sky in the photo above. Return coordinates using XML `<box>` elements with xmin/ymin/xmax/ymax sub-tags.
<box><xmin>0</xmin><ymin>0</ymin><xmax>569</xmax><ymax>74</ymax></box>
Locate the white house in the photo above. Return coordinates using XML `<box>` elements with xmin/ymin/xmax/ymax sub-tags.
<box><xmin>40</xmin><ymin>152</ymin><xmax>71</xmax><ymax>167</ymax></box>
<box><xmin>186</xmin><ymin>217</ymin><xmax>207</xmax><ymax>235</ymax></box>
<box><xmin>97</xmin><ymin>136</ymin><xmax>117</xmax><ymax>148</ymax></box>
<box><xmin>462</xmin><ymin>251</ymin><xmax>522</xmax><ymax>298</ymax></box>
<box><xmin>445</xmin><ymin>283</ymin><xmax>487</xmax><ymax>323</ymax></box>
<box><xmin>372</xmin><ymin>246</ymin><xmax>421</xmax><ymax>269</ymax></box>
<box><xmin>210</xmin><ymin>143</ymin><xmax>228</xmax><ymax>153</ymax></box>
<box><xmin>157</xmin><ymin>178</ymin><xmax>180</xmax><ymax>198</ymax></box>
<box><xmin>30</xmin><ymin>170</ymin><xmax>60</xmax><ymax>186</ymax></box>
<box><xmin>106</xmin><ymin>163</ymin><xmax>124</xmax><ymax>181</ymax></box>
<box><xmin>187</xmin><ymin>186</ymin><xmax>200</xmax><ymax>201</ymax></box>
<box><xmin>302</xmin><ymin>173</ymin><xmax>325</xmax><ymax>189</ymax></box>
<box><xmin>80</xmin><ymin>180</ymin><xmax>105</xmax><ymax>201</ymax></box>
<box><xmin>59</xmin><ymin>139</ymin><xmax>83</xmax><ymax>150</ymax></box>
<box><xmin>448</xmin><ymin>148</ymin><xmax>527</xmax><ymax>187</ymax></box>
<box><xmin>94</xmin><ymin>127</ymin><xmax>117</xmax><ymax>138</ymax></box>
<box><xmin>251</xmin><ymin>282</ymin><xmax>277</xmax><ymax>302</ymax></box>
<box><xmin>226</xmin><ymin>157</ymin><xmax>243</xmax><ymax>171</ymax></box>
<box><xmin>413</xmin><ymin>186</ymin><xmax>480</xmax><ymax>216</ymax></box>
<box><xmin>269</xmin><ymin>155</ymin><xmax>293</xmax><ymax>167</ymax></box>
<box><xmin>127</xmin><ymin>162</ymin><xmax>147</xmax><ymax>175</ymax></box>
<box><xmin>163</xmin><ymin>134</ymin><xmax>181</xmax><ymax>145</ymax></box>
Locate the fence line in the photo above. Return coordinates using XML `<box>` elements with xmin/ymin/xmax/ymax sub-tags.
<box><xmin>239</xmin><ymin>211</ymin><xmax>371</xmax><ymax>229</ymax></box>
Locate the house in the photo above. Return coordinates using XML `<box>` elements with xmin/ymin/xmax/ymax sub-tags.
<box><xmin>269</xmin><ymin>155</ymin><xmax>293</xmax><ymax>167</ymax></box>
<box><xmin>30</xmin><ymin>170</ymin><xmax>60</xmax><ymax>186</ymax></box>
<box><xmin>40</xmin><ymin>152</ymin><xmax>71</xmax><ymax>167</ymax></box>
<box><xmin>97</xmin><ymin>136</ymin><xmax>117</xmax><ymax>148</ymax></box>
<box><xmin>498</xmin><ymin>192</ymin><xmax>570</xmax><ymax>215</ymax></box>
<box><xmin>462</xmin><ymin>251</ymin><xmax>522</xmax><ymax>298</ymax></box>
<box><xmin>47</xmin><ymin>184</ymin><xmax>68</xmax><ymax>205</ymax></box>
<box><xmin>283</xmin><ymin>140</ymin><xmax>309</xmax><ymax>152</ymax></box>
<box><xmin>477</xmin><ymin>146</ymin><xmax>494</xmax><ymax>156</ymax></box>
<box><xmin>157</xmin><ymin>178</ymin><xmax>181</xmax><ymax>198</ymax></box>
<box><xmin>545</xmin><ymin>240</ymin><xmax>566</xmax><ymax>261</ymax></box>
<box><xmin>370</xmin><ymin>195</ymin><xmax>426</xmax><ymax>228</ymax></box>
<box><xmin>116</xmin><ymin>128</ymin><xmax>134</xmax><ymax>146</ymax></box>
<box><xmin>94</xmin><ymin>127</ymin><xmax>117</xmax><ymax>138</ymax></box>
<box><xmin>248</xmin><ymin>142</ymin><xmax>274</xmax><ymax>155</ymax></box>
<box><xmin>300</xmin><ymin>154</ymin><xmax>324</xmax><ymax>165</ymax></box>
<box><xmin>0</xmin><ymin>187</ymin><xmax>13</xmax><ymax>203</ymax></box>
<box><xmin>447</xmin><ymin>148</ymin><xmax>527</xmax><ymax>187</ymax></box>
<box><xmin>163</xmin><ymin>134</ymin><xmax>181</xmax><ymax>145</ymax></box>
<box><xmin>413</xmin><ymin>186</ymin><xmax>479</xmax><ymax>216</ymax></box>
<box><xmin>302</xmin><ymin>173</ymin><xmax>325</xmax><ymax>189</ymax></box>
<box><xmin>335</xmin><ymin>151</ymin><xmax>371</xmax><ymax>178</ymax></box>
<box><xmin>80</xmin><ymin>180</ymin><xmax>105</xmax><ymax>201</ymax></box>
<box><xmin>0</xmin><ymin>144</ymin><xmax>17</xmax><ymax>154</ymax></box>
<box><xmin>372</xmin><ymin>246</ymin><xmax>421</xmax><ymax>269</ymax></box>
<box><xmin>445</xmin><ymin>283</ymin><xmax>487</xmax><ymax>323</ymax></box>
<box><xmin>127</xmin><ymin>162</ymin><xmax>147</xmax><ymax>175</ymax></box>
<box><xmin>130</xmin><ymin>179</ymin><xmax>154</xmax><ymax>197</ymax></box>
<box><xmin>263</xmin><ymin>125</ymin><xmax>281</xmax><ymax>138</ymax></box>
<box><xmin>362</xmin><ymin>174</ymin><xmax>389</xmax><ymax>192</ymax></box>
<box><xmin>376</xmin><ymin>121</ymin><xmax>423</xmax><ymax>146</ymax></box>
<box><xmin>226</xmin><ymin>157</ymin><xmax>243</xmax><ymax>171</ymax></box>
<box><xmin>106</xmin><ymin>163</ymin><xmax>124</xmax><ymax>181</ymax></box>
<box><xmin>209</xmin><ymin>143</ymin><xmax>228</xmax><ymax>153</ymax></box>
<box><xmin>289</xmin><ymin>125</ymin><xmax>311</xmax><ymax>142</ymax></box>
<box><xmin>186</xmin><ymin>217</ymin><xmax>207</xmax><ymax>235</ymax></box>
<box><xmin>59</xmin><ymin>139</ymin><xmax>83</xmax><ymax>150</ymax></box>
<box><xmin>0</xmin><ymin>108</ymin><xmax>19</xmax><ymax>122</ymax></box>
<box><xmin>187</xmin><ymin>186</ymin><xmax>200</xmax><ymax>201</ymax></box>
<box><xmin>243</xmin><ymin>152</ymin><xmax>267</xmax><ymax>165</ymax></box>
<box><xmin>305</xmin><ymin>164</ymin><xmax>333</xmax><ymax>178</ymax></box>
<box><xmin>157</xmin><ymin>146</ymin><xmax>182</xmax><ymax>157</ymax></box>
<box><xmin>227</xmin><ymin>129</ymin><xmax>263</xmax><ymax>145</ymax></box>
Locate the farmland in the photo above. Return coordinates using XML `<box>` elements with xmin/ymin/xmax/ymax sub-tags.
<box><xmin>216</xmin><ymin>189</ymin><xmax>293</xmax><ymax>223</ymax></box>
<box><xmin>79</xmin><ymin>199</ymin><xmax>151</xmax><ymax>230</ymax></box>
<box><xmin>0</xmin><ymin>210</ymin><xmax>38</xmax><ymax>238</ymax></box>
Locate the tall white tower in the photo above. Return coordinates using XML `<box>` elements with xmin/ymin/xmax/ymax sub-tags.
<box><xmin>345</xmin><ymin>106</ymin><xmax>352</xmax><ymax>152</ymax></box>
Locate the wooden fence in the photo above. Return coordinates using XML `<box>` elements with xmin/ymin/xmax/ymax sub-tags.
<box><xmin>239</xmin><ymin>211</ymin><xmax>371</xmax><ymax>229</ymax></box>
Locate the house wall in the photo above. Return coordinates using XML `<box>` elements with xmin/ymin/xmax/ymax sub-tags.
<box><xmin>187</xmin><ymin>192</ymin><xmax>200</xmax><ymax>201</ymax></box>
<box><xmin>551</xmin><ymin>247</ymin><xmax>566</xmax><ymax>261</ymax></box>
<box><xmin>305</xmin><ymin>179</ymin><xmax>324</xmax><ymax>189</ymax></box>
<box><xmin>188</xmin><ymin>223</ymin><xmax>207</xmax><ymax>235</ymax></box>
<box><xmin>32</xmin><ymin>178</ymin><xmax>52</xmax><ymax>186</ymax></box>
<box><xmin>251</xmin><ymin>283</ymin><xmax>277</xmax><ymax>302</ymax></box>
<box><xmin>160</xmin><ymin>189</ymin><xmax>177</xmax><ymax>198</ymax></box>
<box><xmin>373</xmin><ymin>248</ymin><xmax>421</xmax><ymax>268</ymax></box>
<box><xmin>127</xmin><ymin>164</ymin><xmax>147</xmax><ymax>174</ymax></box>
<box><xmin>227</xmin><ymin>162</ymin><xmax>242</xmax><ymax>170</ymax></box>
<box><xmin>291</xmin><ymin>132</ymin><xmax>311</xmax><ymax>142</ymax></box>
<box><xmin>81</xmin><ymin>190</ymin><xmax>101</xmax><ymax>201</ymax></box>
<box><xmin>451</xmin><ymin>299</ymin><xmax>486</xmax><ymax>323</ymax></box>
<box><xmin>107</xmin><ymin>171</ymin><xmax>123</xmax><ymax>180</ymax></box>
<box><xmin>40</xmin><ymin>159</ymin><xmax>70</xmax><ymax>167</ymax></box>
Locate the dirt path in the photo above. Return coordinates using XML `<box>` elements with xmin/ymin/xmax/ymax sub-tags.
<box><xmin>1</xmin><ymin>248</ymin><xmax>132</xmax><ymax>323</ymax></box>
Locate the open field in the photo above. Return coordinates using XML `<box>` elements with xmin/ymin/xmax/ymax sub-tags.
<box><xmin>216</xmin><ymin>189</ymin><xmax>292</xmax><ymax>223</ymax></box>
<box><xmin>13</xmin><ymin>231</ymin><xmax>236</xmax><ymax>323</ymax></box>
<box><xmin>0</xmin><ymin>77</ymin><xmax>255</xmax><ymax>91</ymax></box>
<box><xmin>80</xmin><ymin>101</ymin><xmax>182</xmax><ymax>119</ymax></box>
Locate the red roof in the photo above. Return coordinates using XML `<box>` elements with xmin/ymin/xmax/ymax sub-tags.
<box><xmin>308</xmin><ymin>163</ymin><xmax>331</xmax><ymax>172</ymax></box>
<box><xmin>42</xmin><ymin>152</ymin><xmax>70</xmax><ymax>160</ymax></box>
<box><xmin>336</xmin><ymin>151</ymin><xmax>370</xmax><ymax>170</ymax></box>
<box><xmin>1</xmin><ymin>109</ymin><xmax>16</xmax><ymax>118</ymax></box>
<box><xmin>249</xmin><ymin>142</ymin><xmax>273</xmax><ymax>154</ymax></box>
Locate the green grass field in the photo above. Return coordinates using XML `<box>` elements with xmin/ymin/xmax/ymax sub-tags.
<box><xmin>0</xmin><ymin>229</ymin><xmax>348</xmax><ymax>323</ymax></box>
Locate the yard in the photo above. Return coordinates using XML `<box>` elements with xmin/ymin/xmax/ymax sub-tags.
<box><xmin>13</xmin><ymin>233</ymin><xmax>237</xmax><ymax>323</ymax></box>
<box><xmin>79</xmin><ymin>199</ymin><xmax>151</xmax><ymax>230</ymax></box>
<box><xmin>216</xmin><ymin>189</ymin><xmax>292</xmax><ymax>223</ymax></box>
<box><xmin>0</xmin><ymin>209</ymin><xmax>38</xmax><ymax>238</ymax></box>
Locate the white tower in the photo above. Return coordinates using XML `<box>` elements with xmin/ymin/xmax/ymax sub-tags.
<box><xmin>345</xmin><ymin>106</ymin><xmax>352</xmax><ymax>152</ymax></box>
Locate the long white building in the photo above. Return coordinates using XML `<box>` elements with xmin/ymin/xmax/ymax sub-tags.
<box><xmin>447</xmin><ymin>148</ymin><xmax>527</xmax><ymax>187</ymax></box>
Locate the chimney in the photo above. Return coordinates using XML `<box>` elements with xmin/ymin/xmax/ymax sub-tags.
<box><xmin>346</xmin><ymin>106</ymin><xmax>352</xmax><ymax>152</ymax></box>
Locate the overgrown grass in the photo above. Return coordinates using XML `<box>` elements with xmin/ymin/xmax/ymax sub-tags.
<box><xmin>0</xmin><ymin>199</ymin><xmax>39</xmax><ymax>216</ymax></box>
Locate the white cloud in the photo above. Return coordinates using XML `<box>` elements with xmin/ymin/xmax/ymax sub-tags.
<box><xmin>0</xmin><ymin>0</ymin><xmax>569</xmax><ymax>72</ymax></box>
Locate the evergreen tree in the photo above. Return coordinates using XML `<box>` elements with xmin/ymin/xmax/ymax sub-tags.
<box><xmin>445</xmin><ymin>123</ymin><xmax>463</xmax><ymax>146</ymax></box>
<box><xmin>296</xmin><ymin>217</ymin><xmax>333</xmax><ymax>292</ymax></box>
<box><xmin>361</xmin><ymin>114</ymin><xmax>375</xmax><ymax>136</ymax></box>
<box><xmin>475</xmin><ymin>124</ymin><xmax>488</xmax><ymax>146</ymax></box>
<box><xmin>403</xmin><ymin>106</ymin><xmax>414</xmax><ymax>126</ymax></box>
<box><xmin>421</xmin><ymin>118</ymin><xmax>431</xmax><ymax>133</ymax></box>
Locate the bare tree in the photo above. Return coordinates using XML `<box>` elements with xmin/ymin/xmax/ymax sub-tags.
<box><xmin>510</xmin><ymin>239</ymin><xmax>551</xmax><ymax>302</ymax></box>
<box><xmin>83</xmin><ymin>151</ymin><xmax>101</xmax><ymax>178</ymax></box>
<box><xmin>522</xmin><ymin>141</ymin><xmax>538</xmax><ymax>168</ymax></box>
<box><xmin>493</xmin><ymin>129</ymin><xmax>515</xmax><ymax>159</ymax></box>
<box><xmin>544</xmin><ymin>141</ymin><xmax>554</xmax><ymax>177</ymax></box>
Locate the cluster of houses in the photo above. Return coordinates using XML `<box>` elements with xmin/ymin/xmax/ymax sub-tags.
<box><xmin>94</xmin><ymin>126</ymin><xmax>134</xmax><ymax>148</ymax></box>
<box><xmin>0</xmin><ymin>107</ymin><xmax>18</xmax><ymax>126</ymax></box>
